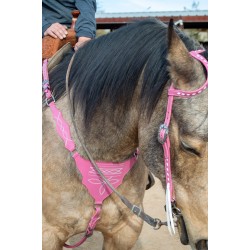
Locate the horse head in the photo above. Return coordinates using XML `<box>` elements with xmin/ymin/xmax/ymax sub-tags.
<box><xmin>138</xmin><ymin>20</ymin><xmax>208</xmax><ymax>250</ymax></box>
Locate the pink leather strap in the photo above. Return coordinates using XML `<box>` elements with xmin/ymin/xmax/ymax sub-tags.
<box><xmin>73</xmin><ymin>152</ymin><xmax>137</xmax><ymax>205</ymax></box>
<box><xmin>49</xmin><ymin>103</ymin><xmax>76</xmax><ymax>152</ymax></box>
<box><xmin>43</xmin><ymin>60</ymin><xmax>76</xmax><ymax>152</ymax></box>
<box><xmin>64</xmin><ymin>206</ymin><xmax>101</xmax><ymax>248</ymax></box>
<box><xmin>168</xmin><ymin>50</ymin><xmax>208</xmax><ymax>97</ymax></box>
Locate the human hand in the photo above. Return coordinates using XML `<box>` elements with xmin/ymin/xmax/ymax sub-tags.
<box><xmin>44</xmin><ymin>23</ymin><xmax>68</xmax><ymax>39</ymax></box>
<box><xmin>74</xmin><ymin>37</ymin><xmax>91</xmax><ymax>51</ymax></box>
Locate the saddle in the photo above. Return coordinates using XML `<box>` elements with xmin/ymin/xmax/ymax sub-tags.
<box><xmin>42</xmin><ymin>30</ymin><xmax>76</xmax><ymax>61</ymax></box>
<box><xmin>42</xmin><ymin>10</ymin><xmax>80</xmax><ymax>61</ymax></box>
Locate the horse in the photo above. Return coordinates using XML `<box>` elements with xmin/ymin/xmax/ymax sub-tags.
<box><xmin>42</xmin><ymin>18</ymin><xmax>208</xmax><ymax>250</ymax></box>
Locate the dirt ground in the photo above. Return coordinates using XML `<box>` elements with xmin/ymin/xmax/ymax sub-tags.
<box><xmin>64</xmin><ymin>177</ymin><xmax>190</xmax><ymax>250</ymax></box>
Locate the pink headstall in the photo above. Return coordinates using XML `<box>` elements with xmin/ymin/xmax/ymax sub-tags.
<box><xmin>158</xmin><ymin>50</ymin><xmax>208</xmax><ymax>235</ymax></box>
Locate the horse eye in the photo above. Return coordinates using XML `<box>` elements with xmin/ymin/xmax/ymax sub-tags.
<box><xmin>180</xmin><ymin>141</ymin><xmax>200</xmax><ymax>157</ymax></box>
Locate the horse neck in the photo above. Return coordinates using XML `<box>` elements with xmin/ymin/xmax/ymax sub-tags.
<box><xmin>55</xmin><ymin>93</ymin><xmax>140</xmax><ymax>162</ymax></box>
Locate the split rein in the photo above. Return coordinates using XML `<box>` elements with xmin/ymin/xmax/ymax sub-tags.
<box><xmin>42</xmin><ymin>49</ymin><xmax>208</xmax><ymax>248</ymax></box>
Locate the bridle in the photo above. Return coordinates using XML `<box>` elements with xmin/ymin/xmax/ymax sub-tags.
<box><xmin>42</xmin><ymin>48</ymin><xmax>208</xmax><ymax>248</ymax></box>
<box><xmin>158</xmin><ymin>49</ymin><xmax>208</xmax><ymax>236</ymax></box>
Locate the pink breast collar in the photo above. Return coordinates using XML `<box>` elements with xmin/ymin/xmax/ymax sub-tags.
<box><xmin>158</xmin><ymin>50</ymin><xmax>208</xmax><ymax>235</ymax></box>
<box><xmin>42</xmin><ymin>60</ymin><xmax>137</xmax><ymax>248</ymax></box>
<box><xmin>74</xmin><ymin>152</ymin><xmax>137</xmax><ymax>205</ymax></box>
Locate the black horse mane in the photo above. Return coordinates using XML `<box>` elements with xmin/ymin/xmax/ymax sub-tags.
<box><xmin>48</xmin><ymin>18</ymin><xmax>206</xmax><ymax>125</ymax></box>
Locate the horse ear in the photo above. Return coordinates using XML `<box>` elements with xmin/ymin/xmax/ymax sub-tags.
<box><xmin>167</xmin><ymin>19</ymin><xmax>202</xmax><ymax>90</ymax></box>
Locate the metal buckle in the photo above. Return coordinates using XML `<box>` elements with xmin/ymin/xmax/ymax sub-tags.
<box><xmin>172</xmin><ymin>202</ymin><xmax>182</xmax><ymax>217</ymax></box>
<box><xmin>158</xmin><ymin>124</ymin><xmax>169</xmax><ymax>144</ymax></box>
<box><xmin>42</xmin><ymin>79</ymin><xmax>49</xmax><ymax>90</ymax></box>
<box><xmin>70</xmin><ymin>149</ymin><xmax>77</xmax><ymax>158</ymax></box>
<box><xmin>164</xmin><ymin>204</ymin><xmax>178</xmax><ymax>227</ymax></box>
<box><xmin>133</xmin><ymin>149</ymin><xmax>139</xmax><ymax>159</ymax></box>
<box><xmin>131</xmin><ymin>205</ymin><xmax>142</xmax><ymax>216</ymax></box>
<box><xmin>45</xmin><ymin>94</ymin><xmax>56</xmax><ymax>106</ymax></box>
<box><xmin>171</xmin><ymin>202</ymin><xmax>182</xmax><ymax>226</ymax></box>
<box><xmin>153</xmin><ymin>218</ymin><xmax>162</xmax><ymax>230</ymax></box>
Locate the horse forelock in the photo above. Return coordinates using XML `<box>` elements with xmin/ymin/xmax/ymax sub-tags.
<box><xmin>48</xmin><ymin>18</ymin><xmax>206</xmax><ymax>128</ymax></box>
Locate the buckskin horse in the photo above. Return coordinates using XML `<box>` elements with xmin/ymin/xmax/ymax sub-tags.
<box><xmin>42</xmin><ymin>18</ymin><xmax>208</xmax><ymax>250</ymax></box>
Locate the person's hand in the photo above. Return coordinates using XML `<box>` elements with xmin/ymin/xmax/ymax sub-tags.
<box><xmin>44</xmin><ymin>23</ymin><xmax>68</xmax><ymax>39</ymax></box>
<box><xmin>74</xmin><ymin>37</ymin><xmax>91</xmax><ymax>51</ymax></box>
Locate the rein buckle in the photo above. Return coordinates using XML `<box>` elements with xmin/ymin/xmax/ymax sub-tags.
<box><xmin>45</xmin><ymin>94</ymin><xmax>56</xmax><ymax>106</ymax></box>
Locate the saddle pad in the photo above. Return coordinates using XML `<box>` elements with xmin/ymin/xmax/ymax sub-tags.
<box><xmin>48</xmin><ymin>42</ymin><xmax>73</xmax><ymax>72</ymax></box>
